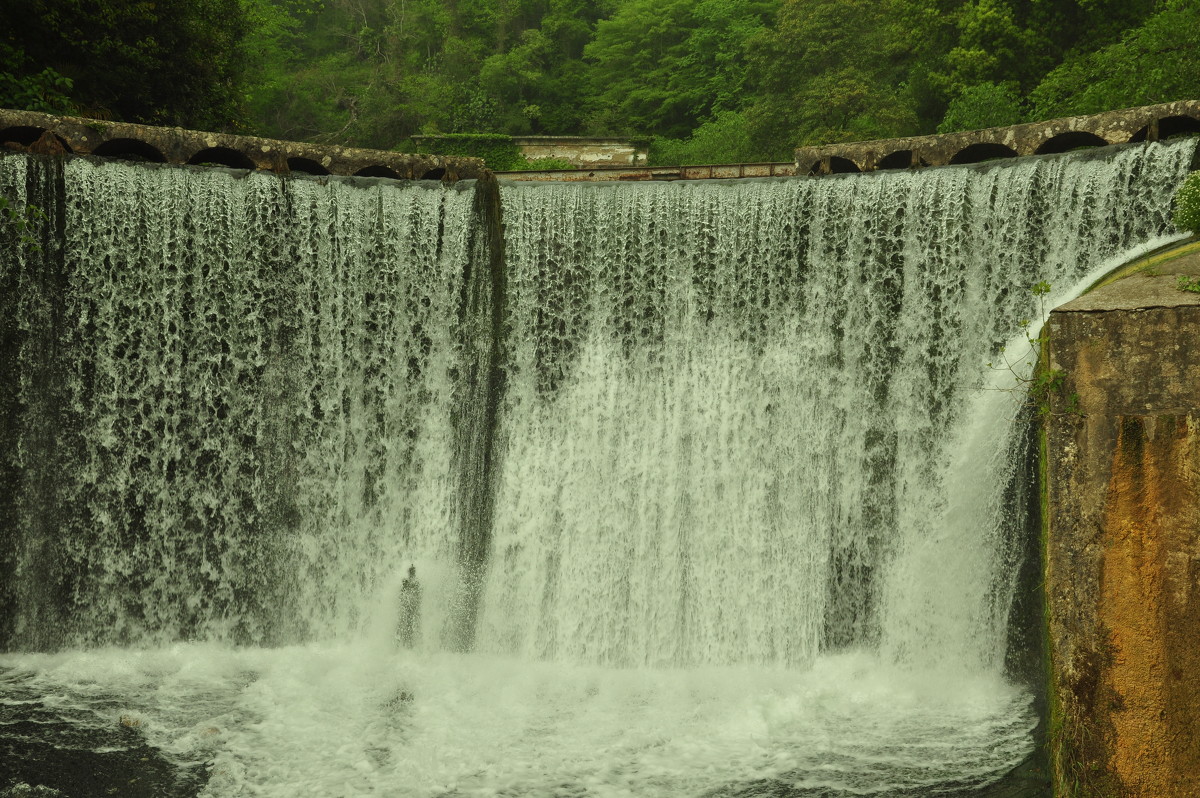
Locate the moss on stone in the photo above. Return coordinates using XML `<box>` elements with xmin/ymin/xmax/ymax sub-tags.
<box><xmin>1083</xmin><ymin>237</ymin><xmax>1200</xmax><ymax>295</ymax></box>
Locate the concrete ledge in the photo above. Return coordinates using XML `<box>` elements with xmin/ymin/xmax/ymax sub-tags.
<box><xmin>797</xmin><ymin>100</ymin><xmax>1200</xmax><ymax>175</ymax></box>
<box><xmin>0</xmin><ymin>108</ymin><xmax>486</xmax><ymax>181</ymax></box>
<box><xmin>497</xmin><ymin>162</ymin><xmax>797</xmax><ymax>182</ymax></box>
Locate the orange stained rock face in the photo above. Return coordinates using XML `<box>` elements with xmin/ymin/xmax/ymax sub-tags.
<box><xmin>1100</xmin><ymin>415</ymin><xmax>1200</xmax><ymax>797</ymax></box>
<box><xmin>1048</xmin><ymin>280</ymin><xmax>1200</xmax><ymax>798</ymax></box>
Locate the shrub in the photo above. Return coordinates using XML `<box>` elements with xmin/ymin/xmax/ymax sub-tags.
<box><xmin>412</xmin><ymin>134</ymin><xmax>526</xmax><ymax>171</ymax></box>
<box><xmin>938</xmin><ymin>82</ymin><xmax>1025</xmax><ymax>134</ymax></box>
<box><xmin>649</xmin><ymin>111</ymin><xmax>762</xmax><ymax>166</ymax></box>
<box><xmin>523</xmin><ymin>157</ymin><xmax>575</xmax><ymax>171</ymax></box>
<box><xmin>1175</xmin><ymin>171</ymin><xmax>1200</xmax><ymax>235</ymax></box>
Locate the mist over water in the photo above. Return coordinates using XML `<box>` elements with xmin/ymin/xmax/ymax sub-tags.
<box><xmin>0</xmin><ymin>139</ymin><xmax>1195</xmax><ymax>797</ymax></box>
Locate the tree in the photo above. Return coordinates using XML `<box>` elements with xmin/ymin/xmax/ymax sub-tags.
<box><xmin>1</xmin><ymin>0</ymin><xmax>249</xmax><ymax>130</ymax></box>
<box><xmin>584</xmin><ymin>0</ymin><xmax>774</xmax><ymax>138</ymax></box>
<box><xmin>938</xmin><ymin>81</ymin><xmax>1024</xmax><ymax>132</ymax></box>
<box><xmin>1029</xmin><ymin>0</ymin><xmax>1200</xmax><ymax>120</ymax></box>
<box><xmin>649</xmin><ymin>109</ymin><xmax>763</xmax><ymax>165</ymax></box>
<box><xmin>744</xmin><ymin>0</ymin><xmax>919</xmax><ymax>156</ymax></box>
<box><xmin>0</xmin><ymin>45</ymin><xmax>74</xmax><ymax>116</ymax></box>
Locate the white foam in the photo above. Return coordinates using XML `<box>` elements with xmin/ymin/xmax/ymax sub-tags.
<box><xmin>1</xmin><ymin>645</ymin><xmax>1036</xmax><ymax>797</ymax></box>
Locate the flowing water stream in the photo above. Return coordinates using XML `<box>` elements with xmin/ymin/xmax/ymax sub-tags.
<box><xmin>0</xmin><ymin>139</ymin><xmax>1196</xmax><ymax>797</ymax></box>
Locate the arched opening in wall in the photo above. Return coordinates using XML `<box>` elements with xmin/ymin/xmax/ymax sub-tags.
<box><xmin>1034</xmin><ymin>131</ymin><xmax>1109</xmax><ymax>155</ymax></box>
<box><xmin>287</xmin><ymin>157</ymin><xmax>330</xmax><ymax>175</ymax></box>
<box><xmin>187</xmin><ymin>147</ymin><xmax>256</xmax><ymax>170</ymax></box>
<box><xmin>877</xmin><ymin>150</ymin><xmax>919</xmax><ymax>170</ymax></box>
<box><xmin>828</xmin><ymin>157</ymin><xmax>860</xmax><ymax>174</ymax></box>
<box><xmin>0</xmin><ymin>127</ymin><xmax>73</xmax><ymax>153</ymax></box>
<box><xmin>420</xmin><ymin>167</ymin><xmax>446</xmax><ymax>180</ymax></box>
<box><xmin>1159</xmin><ymin>115</ymin><xmax>1200</xmax><ymax>140</ymax></box>
<box><xmin>355</xmin><ymin>165</ymin><xmax>402</xmax><ymax>180</ymax></box>
<box><xmin>949</xmin><ymin>142</ymin><xmax>1018</xmax><ymax>165</ymax></box>
<box><xmin>91</xmin><ymin>138</ymin><xmax>166</xmax><ymax>163</ymax></box>
<box><xmin>1129</xmin><ymin>116</ymin><xmax>1200</xmax><ymax>143</ymax></box>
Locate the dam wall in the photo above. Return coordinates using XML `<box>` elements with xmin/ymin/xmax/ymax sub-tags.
<box><xmin>1045</xmin><ymin>248</ymin><xmax>1200</xmax><ymax>797</ymax></box>
<box><xmin>0</xmin><ymin>108</ymin><xmax>485</xmax><ymax>181</ymax></box>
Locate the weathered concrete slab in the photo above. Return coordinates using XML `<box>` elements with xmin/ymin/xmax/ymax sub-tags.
<box><xmin>510</xmin><ymin>136</ymin><xmax>647</xmax><ymax>166</ymax></box>
<box><xmin>497</xmin><ymin>162</ymin><xmax>797</xmax><ymax>182</ymax></box>
<box><xmin>1059</xmin><ymin>245</ymin><xmax>1200</xmax><ymax>312</ymax></box>
<box><xmin>1045</xmin><ymin>246</ymin><xmax>1200</xmax><ymax>797</ymax></box>
<box><xmin>0</xmin><ymin>108</ymin><xmax>486</xmax><ymax>181</ymax></box>
<box><xmin>797</xmin><ymin>100</ymin><xmax>1200</xmax><ymax>175</ymax></box>
<box><xmin>414</xmin><ymin>135</ymin><xmax>650</xmax><ymax>167</ymax></box>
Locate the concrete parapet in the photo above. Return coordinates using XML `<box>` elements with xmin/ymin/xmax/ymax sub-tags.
<box><xmin>1045</xmin><ymin>244</ymin><xmax>1200</xmax><ymax>797</ymax></box>
<box><xmin>497</xmin><ymin>162</ymin><xmax>797</xmax><ymax>182</ymax></box>
<box><xmin>797</xmin><ymin>100</ymin><xmax>1200</xmax><ymax>175</ymax></box>
<box><xmin>509</xmin><ymin>136</ymin><xmax>648</xmax><ymax>166</ymax></box>
<box><xmin>0</xmin><ymin>108</ymin><xmax>486</xmax><ymax>181</ymax></box>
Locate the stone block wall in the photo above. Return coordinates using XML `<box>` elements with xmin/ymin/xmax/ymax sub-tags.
<box><xmin>1045</xmin><ymin>265</ymin><xmax>1200</xmax><ymax>797</ymax></box>
<box><xmin>0</xmin><ymin>108</ymin><xmax>485</xmax><ymax>180</ymax></box>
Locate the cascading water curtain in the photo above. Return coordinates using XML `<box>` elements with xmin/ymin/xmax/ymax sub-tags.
<box><xmin>0</xmin><ymin>154</ymin><xmax>485</xmax><ymax>649</ymax></box>
<box><xmin>478</xmin><ymin>140</ymin><xmax>1197</xmax><ymax>670</ymax></box>
<box><xmin>0</xmin><ymin>140</ymin><xmax>1197</xmax><ymax>798</ymax></box>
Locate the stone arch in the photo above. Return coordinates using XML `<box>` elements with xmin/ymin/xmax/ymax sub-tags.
<box><xmin>187</xmin><ymin>146</ymin><xmax>256</xmax><ymax>170</ymax></box>
<box><xmin>1128</xmin><ymin>124</ymin><xmax>1152</xmax><ymax>143</ymax></box>
<box><xmin>1158</xmin><ymin>114</ymin><xmax>1200</xmax><ymax>140</ymax></box>
<box><xmin>949</xmin><ymin>142</ymin><xmax>1018</xmax><ymax>165</ymax></box>
<box><xmin>877</xmin><ymin>150</ymin><xmax>920</xmax><ymax>170</ymax></box>
<box><xmin>828</xmin><ymin>156</ymin><xmax>860</xmax><ymax>174</ymax></box>
<box><xmin>1129</xmin><ymin>115</ymin><xmax>1200</xmax><ymax>144</ymax></box>
<box><xmin>91</xmin><ymin>138</ymin><xmax>166</xmax><ymax>162</ymax></box>
<box><xmin>287</xmin><ymin>157</ymin><xmax>330</xmax><ymax>175</ymax></box>
<box><xmin>1035</xmin><ymin>131</ymin><xmax>1109</xmax><ymax>155</ymax></box>
<box><xmin>420</xmin><ymin>167</ymin><xmax>446</xmax><ymax>180</ymax></box>
<box><xmin>1</xmin><ymin>126</ymin><xmax>73</xmax><ymax>153</ymax></box>
<box><xmin>354</xmin><ymin>165</ymin><xmax>402</xmax><ymax>180</ymax></box>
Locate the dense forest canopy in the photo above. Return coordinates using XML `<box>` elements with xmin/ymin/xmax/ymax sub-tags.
<box><xmin>2</xmin><ymin>0</ymin><xmax>1198</xmax><ymax>164</ymax></box>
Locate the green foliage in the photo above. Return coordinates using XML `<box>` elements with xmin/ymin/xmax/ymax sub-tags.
<box><xmin>1176</xmin><ymin>274</ymin><xmax>1200</xmax><ymax>294</ymax></box>
<box><xmin>14</xmin><ymin>0</ymin><xmax>1162</xmax><ymax>161</ymax></box>
<box><xmin>0</xmin><ymin>195</ymin><xmax>45</xmax><ymax>251</ymax></box>
<box><xmin>938</xmin><ymin>0</ymin><xmax>1031</xmax><ymax>94</ymax></box>
<box><xmin>239</xmin><ymin>0</ymin><xmax>327</xmax><ymax>138</ymax></box>
<box><xmin>745</xmin><ymin>0</ymin><xmax>919</xmax><ymax>155</ymax></box>
<box><xmin>584</xmin><ymin>0</ymin><xmax>773</xmax><ymax>139</ymax></box>
<box><xmin>525</xmin><ymin>157</ymin><xmax>576</xmax><ymax>171</ymax></box>
<box><xmin>649</xmin><ymin>110</ymin><xmax>764</xmax><ymax>165</ymax></box>
<box><xmin>1028</xmin><ymin>367</ymin><xmax>1079</xmax><ymax>417</ymax></box>
<box><xmin>239</xmin><ymin>0</ymin><xmax>602</xmax><ymax>145</ymax></box>
<box><xmin>413</xmin><ymin>134</ymin><xmax>527</xmax><ymax>171</ymax></box>
<box><xmin>1028</xmin><ymin>0</ymin><xmax>1200</xmax><ymax>120</ymax></box>
<box><xmin>1</xmin><ymin>0</ymin><xmax>250</xmax><ymax>130</ymax></box>
<box><xmin>0</xmin><ymin>45</ymin><xmax>74</xmax><ymax>115</ymax></box>
<box><xmin>1172</xmin><ymin>172</ymin><xmax>1200</xmax><ymax>236</ymax></box>
<box><xmin>989</xmin><ymin>281</ymin><xmax>1081</xmax><ymax>417</ymax></box>
<box><xmin>937</xmin><ymin>81</ymin><xmax>1024</xmax><ymax>133</ymax></box>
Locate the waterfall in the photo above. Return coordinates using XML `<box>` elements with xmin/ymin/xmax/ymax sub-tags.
<box><xmin>1</xmin><ymin>156</ymin><xmax>497</xmax><ymax>648</ymax></box>
<box><xmin>0</xmin><ymin>139</ymin><xmax>1196</xmax><ymax>797</ymax></box>
<box><xmin>479</xmin><ymin>140</ymin><xmax>1194</xmax><ymax>670</ymax></box>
